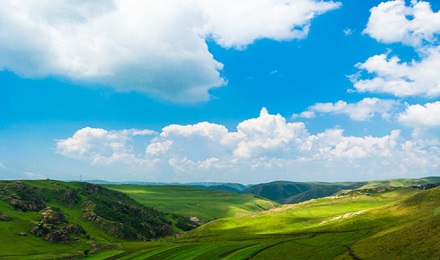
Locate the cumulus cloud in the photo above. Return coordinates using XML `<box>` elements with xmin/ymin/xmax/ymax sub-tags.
<box><xmin>0</xmin><ymin>0</ymin><xmax>340</xmax><ymax>102</ymax></box>
<box><xmin>56</xmin><ymin>127</ymin><xmax>155</xmax><ymax>165</ymax></box>
<box><xmin>399</xmin><ymin>101</ymin><xmax>440</xmax><ymax>127</ymax></box>
<box><xmin>352</xmin><ymin>48</ymin><xmax>440</xmax><ymax>97</ymax></box>
<box><xmin>352</xmin><ymin>1</ymin><xmax>440</xmax><ymax>98</ymax></box>
<box><xmin>364</xmin><ymin>0</ymin><xmax>440</xmax><ymax>47</ymax></box>
<box><xmin>294</xmin><ymin>98</ymin><xmax>399</xmax><ymax>121</ymax></box>
<box><xmin>306</xmin><ymin>129</ymin><xmax>401</xmax><ymax>160</ymax></box>
<box><xmin>58</xmin><ymin>108</ymin><xmax>440</xmax><ymax>181</ymax></box>
<box><xmin>198</xmin><ymin>0</ymin><xmax>341</xmax><ymax>49</ymax></box>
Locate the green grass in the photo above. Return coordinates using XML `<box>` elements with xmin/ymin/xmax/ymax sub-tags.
<box><xmin>2</xmin><ymin>180</ymin><xmax>440</xmax><ymax>259</ymax></box>
<box><xmin>104</xmin><ymin>185</ymin><xmax>278</xmax><ymax>222</ymax></box>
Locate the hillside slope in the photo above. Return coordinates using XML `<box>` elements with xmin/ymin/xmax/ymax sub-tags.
<box><xmin>0</xmin><ymin>180</ymin><xmax>197</xmax><ymax>259</ymax></box>
<box><xmin>162</xmin><ymin>187</ymin><xmax>439</xmax><ymax>259</ymax></box>
<box><xmin>243</xmin><ymin>177</ymin><xmax>440</xmax><ymax>204</ymax></box>
<box><xmin>242</xmin><ymin>181</ymin><xmax>363</xmax><ymax>204</ymax></box>
<box><xmin>105</xmin><ymin>184</ymin><xmax>278</xmax><ymax>222</ymax></box>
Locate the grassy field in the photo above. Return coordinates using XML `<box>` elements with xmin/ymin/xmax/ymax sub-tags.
<box><xmin>85</xmin><ymin>187</ymin><xmax>440</xmax><ymax>259</ymax></box>
<box><xmin>104</xmin><ymin>185</ymin><xmax>278</xmax><ymax>222</ymax></box>
<box><xmin>2</xmin><ymin>180</ymin><xmax>440</xmax><ymax>259</ymax></box>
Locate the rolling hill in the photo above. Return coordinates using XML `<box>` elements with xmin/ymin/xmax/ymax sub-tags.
<box><xmin>242</xmin><ymin>177</ymin><xmax>440</xmax><ymax>204</ymax></box>
<box><xmin>0</xmin><ymin>180</ymin><xmax>197</xmax><ymax>259</ymax></box>
<box><xmin>84</xmin><ymin>185</ymin><xmax>440</xmax><ymax>259</ymax></box>
<box><xmin>1</xmin><ymin>177</ymin><xmax>440</xmax><ymax>259</ymax></box>
<box><xmin>104</xmin><ymin>184</ymin><xmax>278</xmax><ymax>222</ymax></box>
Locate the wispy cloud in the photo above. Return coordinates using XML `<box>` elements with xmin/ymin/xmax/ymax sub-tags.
<box><xmin>294</xmin><ymin>98</ymin><xmax>399</xmax><ymax>121</ymax></box>
<box><xmin>343</xmin><ymin>28</ymin><xmax>353</xmax><ymax>36</ymax></box>
<box><xmin>24</xmin><ymin>171</ymin><xmax>46</xmax><ymax>180</ymax></box>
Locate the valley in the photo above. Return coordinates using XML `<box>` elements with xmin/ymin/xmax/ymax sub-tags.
<box><xmin>1</xmin><ymin>178</ymin><xmax>439</xmax><ymax>259</ymax></box>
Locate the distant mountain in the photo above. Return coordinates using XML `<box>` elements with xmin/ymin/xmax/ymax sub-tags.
<box><xmin>242</xmin><ymin>181</ymin><xmax>361</xmax><ymax>203</ymax></box>
<box><xmin>83</xmin><ymin>180</ymin><xmax>250</xmax><ymax>193</ymax></box>
<box><xmin>242</xmin><ymin>177</ymin><xmax>440</xmax><ymax>204</ymax></box>
<box><xmin>187</xmin><ymin>182</ymin><xmax>249</xmax><ymax>193</ymax></box>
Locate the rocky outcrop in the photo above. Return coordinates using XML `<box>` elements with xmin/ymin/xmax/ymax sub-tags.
<box><xmin>30</xmin><ymin>207</ymin><xmax>87</xmax><ymax>243</ymax></box>
<box><xmin>8</xmin><ymin>195</ymin><xmax>46</xmax><ymax>212</ymax></box>
<box><xmin>0</xmin><ymin>181</ymin><xmax>47</xmax><ymax>212</ymax></box>
<box><xmin>0</xmin><ymin>212</ymin><xmax>9</xmax><ymax>221</ymax></box>
<box><xmin>409</xmin><ymin>183</ymin><xmax>440</xmax><ymax>190</ymax></box>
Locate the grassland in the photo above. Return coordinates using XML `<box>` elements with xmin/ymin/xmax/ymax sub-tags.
<box><xmin>243</xmin><ymin>177</ymin><xmax>440</xmax><ymax>204</ymax></box>
<box><xmin>80</xmin><ymin>187</ymin><xmax>440</xmax><ymax>259</ymax></box>
<box><xmin>104</xmin><ymin>185</ymin><xmax>278</xmax><ymax>222</ymax></box>
<box><xmin>1</xmin><ymin>179</ymin><xmax>440</xmax><ymax>259</ymax></box>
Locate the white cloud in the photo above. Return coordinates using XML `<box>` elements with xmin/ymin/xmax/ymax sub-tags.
<box><xmin>198</xmin><ymin>0</ymin><xmax>341</xmax><ymax>49</ymax></box>
<box><xmin>0</xmin><ymin>0</ymin><xmax>340</xmax><ymax>102</ymax></box>
<box><xmin>56</xmin><ymin>127</ymin><xmax>155</xmax><ymax>165</ymax></box>
<box><xmin>233</xmin><ymin>108</ymin><xmax>307</xmax><ymax>158</ymax></box>
<box><xmin>352</xmin><ymin>1</ymin><xmax>440</xmax><ymax>98</ymax></box>
<box><xmin>58</xmin><ymin>108</ymin><xmax>440</xmax><ymax>182</ymax></box>
<box><xmin>0</xmin><ymin>162</ymin><xmax>5</xmax><ymax>170</ymax></box>
<box><xmin>24</xmin><ymin>171</ymin><xmax>46</xmax><ymax>180</ymax></box>
<box><xmin>343</xmin><ymin>28</ymin><xmax>353</xmax><ymax>36</ymax></box>
<box><xmin>364</xmin><ymin>0</ymin><xmax>440</xmax><ymax>47</ymax></box>
<box><xmin>306</xmin><ymin>129</ymin><xmax>401</xmax><ymax>160</ymax></box>
<box><xmin>399</xmin><ymin>101</ymin><xmax>440</xmax><ymax>127</ymax></box>
<box><xmin>295</xmin><ymin>98</ymin><xmax>399</xmax><ymax>121</ymax></box>
<box><xmin>352</xmin><ymin>48</ymin><xmax>440</xmax><ymax>97</ymax></box>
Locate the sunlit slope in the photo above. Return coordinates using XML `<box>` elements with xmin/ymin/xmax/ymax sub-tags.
<box><xmin>357</xmin><ymin>176</ymin><xmax>440</xmax><ymax>189</ymax></box>
<box><xmin>105</xmin><ymin>185</ymin><xmax>278</xmax><ymax>222</ymax></box>
<box><xmin>0</xmin><ymin>180</ymin><xmax>197</xmax><ymax>259</ymax></box>
<box><xmin>349</xmin><ymin>186</ymin><xmax>440</xmax><ymax>259</ymax></box>
<box><xmin>242</xmin><ymin>177</ymin><xmax>440</xmax><ymax>204</ymax></box>
<box><xmin>163</xmin><ymin>187</ymin><xmax>439</xmax><ymax>259</ymax></box>
<box><xmin>181</xmin><ymin>188</ymin><xmax>420</xmax><ymax>241</ymax></box>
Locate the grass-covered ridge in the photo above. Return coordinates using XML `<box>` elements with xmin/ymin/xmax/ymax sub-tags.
<box><xmin>104</xmin><ymin>184</ymin><xmax>278</xmax><ymax>222</ymax></box>
<box><xmin>85</xmin><ymin>186</ymin><xmax>440</xmax><ymax>259</ymax></box>
<box><xmin>242</xmin><ymin>176</ymin><xmax>440</xmax><ymax>204</ymax></box>
<box><xmin>0</xmin><ymin>180</ymin><xmax>197</xmax><ymax>259</ymax></box>
<box><xmin>1</xmin><ymin>177</ymin><xmax>440</xmax><ymax>259</ymax></box>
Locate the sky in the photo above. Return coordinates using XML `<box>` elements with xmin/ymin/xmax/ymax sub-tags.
<box><xmin>1</xmin><ymin>0</ymin><xmax>440</xmax><ymax>184</ymax></box>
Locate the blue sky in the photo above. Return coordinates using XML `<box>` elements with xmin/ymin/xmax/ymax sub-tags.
<box><xmin>1</xmin><ymin>0</ymin><xmax>440</xmax><ymax>184</ymax></box>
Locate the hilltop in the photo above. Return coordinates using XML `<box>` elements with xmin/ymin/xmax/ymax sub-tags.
<box><xmin>241</xmin><ymin>176</ymin><xmax>440</xmax><ymax>203</ymax></box>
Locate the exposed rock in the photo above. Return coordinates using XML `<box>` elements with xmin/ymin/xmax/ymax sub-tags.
<box><xmin>0</xmin><ymin>213</ymin><xmax>9</xmax><ymax>221</ymax></box>
<box><xmin>409</xmin><ymin>183</ymin><xmax>440</xmax><ymax>190</ymax></box>
<box><xmin>44</xmin><ymin>228</ymin><xmax>71</xmax><ymax>243</ymax></box>
<box><xmin>41</xmin><ymin>207</ymin><xmax>67</xmax><ymax>225</ymax></box>
<box><xmin>19</xmin><ymin>232</ymin><xmax>27</xmax><ymax>237</ymax></box>
<box><xmin>8</xmin><ymin>197</ymin><xmax>46</xmax><ymax>212</ymax></box>
<box><xmin>30</xmin><ymin>207</ymin><xmax>87</xmax><ymax>243</ymax></box>
<box><xmin>1</xmin><ymin>182</ymin><xmax>47</xmax><ymax>212</ymax></box>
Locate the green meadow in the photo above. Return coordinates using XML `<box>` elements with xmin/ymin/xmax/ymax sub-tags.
<box><xmin>1</xmin><ymin>179</ymin><xmax>440</xmax><ymax>259</ymax></box>
<box><xmin>89</xmin><ymin>187</ymin><xmax>440</xmax><ymax>259</ymax></box>
<box><xmin>104</xmin><ymin>185</ymin><xmax>278</xmax><ymax>222</ymax></box>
